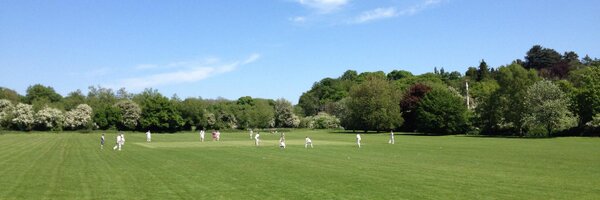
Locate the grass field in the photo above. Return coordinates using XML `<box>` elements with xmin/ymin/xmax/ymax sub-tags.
<box><xmin>0</xmin><ymin>130</ymin><xmax>599</xmax><ymax>199</ymax></box>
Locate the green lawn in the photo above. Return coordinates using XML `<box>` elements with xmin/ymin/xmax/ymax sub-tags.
<box><xmin>0</xmin><ymin>130</ymin><xmax>599</xmax><ymax>199</ymax></box>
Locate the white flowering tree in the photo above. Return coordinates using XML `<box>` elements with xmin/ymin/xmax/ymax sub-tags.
<box><xmin>35</xmin><ymin>107</ymin><xmax>64</xmax><ymax>131</ymax></box>
<box><xmin>115</xmin><ymin>100</ymin><xmax>141</xmax><ymax>130</ymax></box>
<box><xmin>64</xmin><ymin>104</ymin><xmax>93</xmax><ymax>130</ymax></box>
<box><xmin>523</xmin><ymin>80</ymin><xmax>578</xmax><ymax>137</ymax></box>
<box><xmin>12</xmin><ymin>103</ymin><xmax>35</xmax><ymax>131</ymax></box>
<box><xmin>0</xmin><ymin>99</ymin><xmax>15</xmax><ymax>129</ymax></box>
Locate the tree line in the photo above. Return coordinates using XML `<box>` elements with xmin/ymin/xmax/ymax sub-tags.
<box><xmin>1</xmin><ymin>45</ymin><xmax>599</xmax><ymax>136</ymax></box>
<box><xmin>297</xmin><ymin>45</ymin><xmax>600</xmax><ymax>136</ymax></box>
<box><xmin>0</xmin><ymin>85</ymin><xmax>318</xmax><ymax>132</ymax></box>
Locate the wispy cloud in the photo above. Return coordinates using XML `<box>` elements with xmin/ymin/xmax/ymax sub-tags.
<box><xmin>297</xmin><ymin>0</ymin><xmax>349</xmax><ymax>14</ymax></box>
<box><xmin>398</xmin><ymin>0</ymin><xmax>443</xmax><ymax>16</ymax></box>
<box><xmin>354</xmin><ymin>7</ymin><xmax>398</xmax><ymax>24</ymax></box>
<box><xmin>290</xmin><ymin>16</ymin><xmax>307</xmax><ymax>23</ymax></box>
<box><xmin>109</xmin><ymin>54</ymin><xmax>260</xmax><ymax>90</ymax></box>
<box><xmin>352</xmin><ymin>0</ymin><xmax>444</xmax><ymax>24</ymax></box>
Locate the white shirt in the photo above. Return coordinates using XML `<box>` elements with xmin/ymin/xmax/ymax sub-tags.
<box><xmin>146</xmin><ymin>131</ymin><xmax>151</xmax><ymax>137</ymax></box>
<box><xmin>200</xmin><ymin>130</ymin><xmax>205</xmax><ymax>138</ymax></box>
<box><xmin>116</xmin><ymin>135</ymin><xmax>122</xmax><ymax>143</ymax></box>
<box><xmin>356</xmin><ymin>134</ymin><xmax>361</xmax><ymax>140</ymax></box>
<box><xmin>305</xmin><ymin>138</ymin><xmax>312</xmax><ymax>143</ymax></box>
<box><xmin>255</xmin><ymin>134</ymin><xmax>260</xmax><ymax>140</ymax></box>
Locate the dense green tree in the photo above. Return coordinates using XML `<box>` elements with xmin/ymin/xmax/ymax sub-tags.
<box><xmin>340</xmin><ymin>70</ymin><xmax>358</xmax><ymax>81</ymax></box>
<box><xmin>177</xmin><ymin>98</ymin><xmax>207</xmax><ymax>130</ymax></box>
<box><xmin>25</xmin><ymin>84</ymin><xmax>62</xmax><ymax>104</ymax></box>
<box><xmin>135</xmin><ymin>89</ymin><xmax>184</xmax><ymax>132</ymax></box>
<box><xmin>523</xmin><ymin>80</ymin><xmax>577</xmax><ymax>136</ymax></box>
<box><xmin>298</xmin><ymin>92</ymin><xmax>320</xmax><ymax>116</ymax></box>
<box><xmin>465</xmin><ymin>67</ymin><xmax>478</xmax><ymax>80</ymax></box>
<box><xmin>86</xmin><ymin>86</ymin><xmax>118</xmax><ymax>129</ymax></box>
<box><xmin>346</xmin><ymin>75</ymin><xmax>402</xmax><ymax>132</ymax></box>
<box><xmin>524</xmin><ymin>45</ymin><xmax>562</xmax><ymax>70</ymax></box>
<box><xmin>494</xmin><ymin>63</ymin><xmax>539</xmax><ymax>135</ymax></box>
<box><xmin>387</xmin><ymin>70</ymin><xmax>413</xmax><ymax>81</ymax></box>
<box><xmin>63</xmin><ymin>90</ymin><xmax>86</xmax><ymax>111</ymax></box>
<box><xmin>415</xmin><ymin>88</ymin><xmax>469</xmax><ymax>134</ymax></box>
<box><xmin>570</xmin><ymin>66</ymin><xmax>600</xmax><ymax>126</ymax></box>
<box><xmin>0</xmin><ymin>87</ymin><xmax>22</xmax><ymax>103</ymax></box>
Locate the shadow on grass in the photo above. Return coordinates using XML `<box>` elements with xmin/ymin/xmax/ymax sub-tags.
<box><xmin>460</xmin><ymin>135</ymin><xmax>557</xmax><ymax>139</ymax></box>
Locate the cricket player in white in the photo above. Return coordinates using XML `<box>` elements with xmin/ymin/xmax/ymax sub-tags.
<box><xmin>388</xmin><ymin>131</ymin><xmax>394</xmax><ymax>144</ymax></box>
<box><xmin>121</xmin><ymin>133</ymin><xmax>125</xmax><ymax>146</ymax></box>
<box><xmin>356</xmin><ymin>134</ymin><xmax>362</xmax><ymax>148</ymax></box>
<box><xmin>254</xmin><ymin>132</ymin><xmax>260</xmax><ymax>146</ymax></box>
<box><xmin>249</xmin><ymin>129</ymin><xmax>253</xmax><ymax>140</ymax></box>
<box><xmin>279</xmin><ymin>136</ymin><xmax>286</xmax><ymax>149</ymax></box>
<box><xmin>200</xmin><ymin>129</ymin><xmax>205</xmax><ymax>142</ymax></box>
<box><xmin>305</xmin><ymin>136</ymin><xmax>313</xmax><ymax>148</ymax></box>
<box><xmin>113</xmin><ymin>134</ymin><xmax>122</xmax><ymax>151</ymax></box>
<box><xmin>146</xmin><ymin>130</ymin><xmax>151</xmax><ymax>142</ymax></box>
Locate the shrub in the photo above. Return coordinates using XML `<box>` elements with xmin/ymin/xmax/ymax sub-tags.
<box><xmin>301</xmin><ymin>112</ymin><xmax>341</xmax><ymax>129</ymax></box>
<box><xmin>11</xmin><ymin>103</ymin><xmax>35</xmax><ymax>131</ymax></box>
<box><xmin>0</xmin><ymin>99</ymin><xmax>15</xmax><ymax>129</ymax></box>
<box><xmin>64</xmin><ymin>104</ymin><xmax>94</xmax><ymax>130</ymax></box>
<box><xmin>115</xmin><ymin>100</ymin><xmax>141</xmax><ymax>130</ymax></box>
<box><xmin>34</xmin><ymin>107</ymin><xmax>64</xmax><ymax>131</ymax></box>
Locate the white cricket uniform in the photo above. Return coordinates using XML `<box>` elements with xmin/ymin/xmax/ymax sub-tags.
<box><xmin>114</xmin><ymin>135</ymin><xmax>122</xmax><ymax>150</ymax></box>
<box><xmin>121</xmin><ymin>134</ymin><xmax>125</xmax><ymax>146</ymax></box>
<box><xmin>356</xmin><ymin>134</ymin><xmax>361</xmax><ymax>148</ymax></box>
<box><xmin>389</xmin><ymin>131</ymin><xmax>394</xmax><ymax>144</ymax></box>
<box><xmin>305</xmin><ymin>138</ymin><xmax>313</xmax><ymax>148</ymax></box>
<box><xmin>146</xmin><ymin>131</ymin><xmax>151</xmax><ymax>142</ymax></box>
<box><xmin>254</xmin><ymin>134</ymin><xmax>260</xmax><ymax>146</ymax></box>
<box><xmin>250</xmin><ymin>130</ymin><xmax>253</xmax><ymax>140</ymax></box>
<box><xmin>200</xmin><ymin>130</ymin><xmax>205</xmax><ymax>142</ymax></box>
<box><xmin>279</xmin><ymin>138</ymin><xmax>285</xmax><ymax>149</ymax></box>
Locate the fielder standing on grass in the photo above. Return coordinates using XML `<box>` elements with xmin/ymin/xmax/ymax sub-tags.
<box><xmin>356</xmin><ymin>133</ymin><xmax>362</xmax><ymax>148</ymax></box>
<box><xmin>279</xmin><ymin>134</ymin><xmax>286</xmax><ymax>149</ymax></box>
<box><xmin>305</xmin><ymin>136</ymin><xmax>313</xmax><ymax>148</ymax></box>
<box><xmin>389</xmin><ymin>130</ymin><xmax>395</xmax><ymax>144</ymax></box>
<box><xmin>200</xmin><ymin>129</ymin><xmax>205</xmax><ymax>142</ymax></box>
<box><xmin>146</xmin><ymin>130</ymin><xmax>151</xmax><ymax>142</ymax></box>
<box><xmin>249</xmin><ymin>129</ymin><xmax>253</xmax><ymax>140</ymax></box>
<box><xmin>113</xmin><ymin>133</ymin><xmax>122</xmax><ymax>151</ymax></box>
<box><xmin>254</xmin><ymin>132</ymin><xmax>260</xmax><ymax>146</ymax></box>
<box><xmin>100</xmin><ymin>133</ymin><xmax>105</xmax><ymax>150</ymax></box>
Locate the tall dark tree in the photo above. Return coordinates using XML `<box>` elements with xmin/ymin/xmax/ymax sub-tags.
<box><xmin>477</xmin><ymin>59</ymin><xmax>490</xmax><ymax>81</ymax></box>
<box><xmin>465</xmin><ymin>67</ymin><xmax>478</xmax><ymax>80</ymax></box>
<box><xmin>400</xmin><ymin>83</ymin><xmax>432</xmax><ymax>132</ymax></box>
<box><xmin>524</xmin><ymin>45</ymin><xmax>562</xmax><ymax>70</ymax></box>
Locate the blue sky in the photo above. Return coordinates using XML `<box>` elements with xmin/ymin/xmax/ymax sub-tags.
<box><xmin>1</xmin><ymin>0</ymin><xmax>599</xmax><ymax>103</ymax></box>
